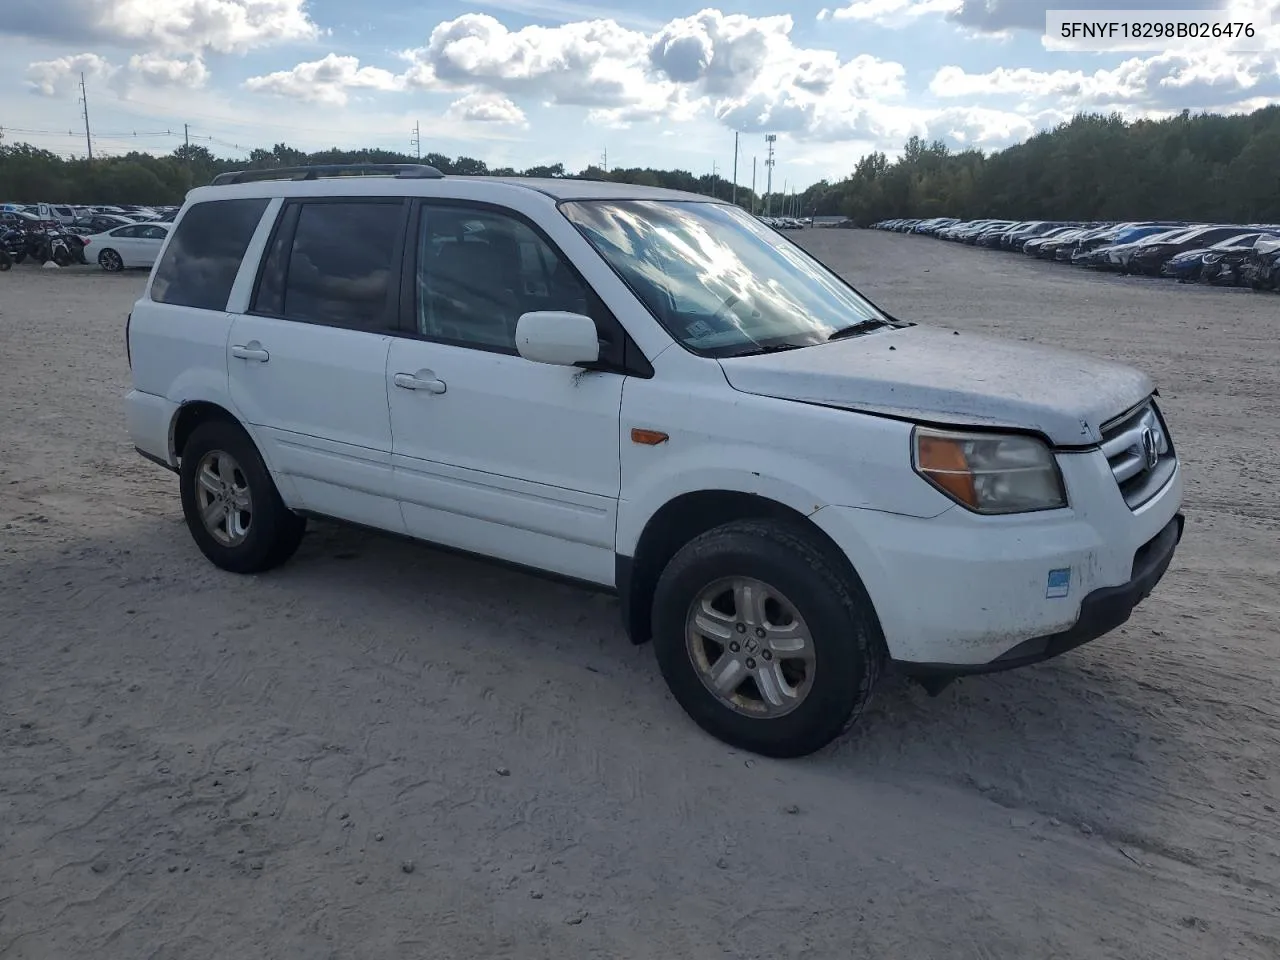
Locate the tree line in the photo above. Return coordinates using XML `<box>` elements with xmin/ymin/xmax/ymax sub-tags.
<box><xmin>3</xmin><ymin>104</ymin><xmax>1278</xmax><ymax>225</ymax></box>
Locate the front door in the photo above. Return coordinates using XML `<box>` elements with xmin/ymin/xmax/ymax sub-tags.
<box><xmin>228</xmin><ymin>197</ymin><xmax>409</xmax><ymax>532</ymax></box>
<box><xmin>388</xmin><ymin>202</ymin><xmax>624</xmax><ymax>585</ymax></box>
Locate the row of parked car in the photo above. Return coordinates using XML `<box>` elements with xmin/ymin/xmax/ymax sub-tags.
<box><xmin>758</xmin><ymin>215</ymin><xmax>809</xmax><ymax>230</ymax></box>
<box><xmin>0</xmin><ymin>202</ymin><xmax>177</xmax><ymax>272</ymax></box>
<box><xmin>872</xmin><ymin>217</ymin><xmax>1280</xmax><ymax>291</ymax></box>
<box><xmin>0</xmin><ymin>202</ymin><xmax>179</xmax><ymax>227</ymax></box>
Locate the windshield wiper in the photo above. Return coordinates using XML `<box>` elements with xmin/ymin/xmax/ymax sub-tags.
<box><xmin>720</xmin><ymin>341</ymin><xmax>809</xmax><ymax>358</ymax></box>
<box><xmin>827</xmin><ymin>318</ymin><xmax>887</xmax><ymax>341</ymax></box>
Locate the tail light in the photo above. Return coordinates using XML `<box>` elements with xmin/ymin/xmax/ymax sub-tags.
<box><xmin>126</xmin><ymin>312</ymin><xmax>132</xmax><ymax>369</ymax></box>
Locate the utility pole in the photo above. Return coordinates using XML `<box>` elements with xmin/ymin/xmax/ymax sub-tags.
<box><xmin>751</xmin><ymin>156</ymin><xmax>757</xmax><ymax>214</ymax></box>
<box><xmin>79</xmin><ymin>71</ymin><xmax>93</xmax><ymax>160</ymax></box>
<box><xmin>764</xmin><ymin>134</ymin><xmax>776</xmax><ymax>215</ymax></box>
<box><xmin>411</xmin><ymin>121</ymin><xmax>421</xmax><ymax>160</ymax></box>
<box><xmin>731</xmin><ymin>131</ymin><xmax>739</xmax><ymax>207</ymax></box>
<box><xmin>601</xmin><ymin>147</ymin><xmax>607</xmax><ymax>173</ymax></box>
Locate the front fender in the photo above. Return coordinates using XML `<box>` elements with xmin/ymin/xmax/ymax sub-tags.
<box><xmin>616</xmin><ymin>371</ymin><xmax>951</xmax><ymax>556</ymax></box>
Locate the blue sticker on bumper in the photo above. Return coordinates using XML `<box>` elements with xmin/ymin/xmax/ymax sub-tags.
<box><xmin>1046</xmin><ymin>568</ymin><xmax>1071</xmax><ymax>599</ymax></box>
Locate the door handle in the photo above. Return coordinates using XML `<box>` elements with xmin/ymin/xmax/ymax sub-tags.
<box><xmin>231</xmin><ymin>343</ymin><xmax>270</xmax><ymax>362</ymax></box>
<box><xmin>394</xmin><ymin>372</ymin><xmax>447</xmax><ymax>394</ymax></box>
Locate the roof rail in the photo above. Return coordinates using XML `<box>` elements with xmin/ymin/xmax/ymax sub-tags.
<box><xmin>209</xmin><ymin>163</ymin><xmax>445</xmax><ymax>186</ymax></box>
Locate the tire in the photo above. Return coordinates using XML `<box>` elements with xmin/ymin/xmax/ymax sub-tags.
<box><xmin>52</xmin><ymin>247</ymin><xmax>72</xmax><ymax>267</ymax></box>
<box><xmin>179</xmin><ymin>419</ymin><xmax>306</xmax><ymax>574</ymax></box>
<box><xmin>0</xmin><ymin>254</ymin><xmax>10</xmax><ymax>272</ymax></box>
<box><xmin>650</xmin><ymin>519</ymin><xmax>885</xmax><ymax>758</ymax></box>
<box><xmin>98</xmin><ymin>249</ymin><xmax>123</xmax><ymax>272</ymax></box>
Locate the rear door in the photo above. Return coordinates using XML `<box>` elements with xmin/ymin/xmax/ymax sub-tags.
<box><xmin>132</xmin><ymin>196</ymin><xmax>274</xmax><ymax>462</ymax></box>
<box><xmin>107</xmin><ymin>225</ymin><xmax>143</xmax><ymax>265</ymax></box>
<box><xmin>228</xmin><ymin>197</ymin><xmax>408</xmax><ymax>532</ymax></box>
<box><xmin>134</xmin><ymin>224</ymin><xmax>170</xmax><ymax>267</ymax></box>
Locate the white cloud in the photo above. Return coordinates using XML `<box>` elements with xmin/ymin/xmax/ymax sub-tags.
<box><xmin>931</xmin><ymin>46</ymin><xmax>1280</xmax><ymax>111</ymax></box>
<box><xmin>11</xmin><ymin>0</ymin><xmax>320</xmax><ymax>55</ymax></box>
<box><xmin>26</xmin><ymin>51</ymin><xmax>209</xmax><ymax>96</ymax></box>
<box><xmin>127</xmin><ymin>53</ymin><xmax>210</xmax><ymax>90</ymax></box>
<box><xmin>396</xmin><ymin>10</ymin><xmax>910</xmax><ymax>141</ymax></box>
<box><xmin>404</xmin><ymin>13</ymin><xmax>653</xmax><ymax>109</ymax></box>
<box><xmin>243</xmin><ymin>10</ymin><xmax>914</xmax><ymax>145</ymax></box>
<box><xmin>445</xmin><ymin>91</ymin><xmax>528</xmax><ymax>124</ymax></box>
<box><xmin>829</xmin><ymin>0</ymin><xmax>960</xmax><ymax>25</ymax></box>
<box><xmin>244</xmin><ymin>54</ymin><xmax>402</xmax><ymax>105</ymax></box>
<box><xmin>25</xmin><ymin>52</ymin><xmax>117</xmax><ymax>96</ymax></box>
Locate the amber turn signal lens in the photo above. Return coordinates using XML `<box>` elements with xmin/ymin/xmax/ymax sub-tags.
<box><xmin>915</xmin><ymin>433</ymin><xmax>978</xmax><ymax>508</ymax></box>
<box><xmin>631</xmin><ymin>428</ymin><xmax>669</xmax><ymax>446</ymax></box>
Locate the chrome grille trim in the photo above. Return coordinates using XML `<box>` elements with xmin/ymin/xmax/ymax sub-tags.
<box><xmin>1099</xmin><ymin>398</ymin><xmax>1177</xmax><ymax>510</ymax></box>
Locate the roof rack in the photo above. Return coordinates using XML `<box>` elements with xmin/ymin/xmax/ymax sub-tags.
<box><xmin>209</xmin><ymin>163</ymin><xmax>445</xmax><ymax>186</ymax></box>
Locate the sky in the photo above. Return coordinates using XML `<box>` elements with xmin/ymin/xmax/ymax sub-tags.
<box><xmin>2</xmin><ymin>0</ymin><xmax>1278</xmax><ymax>190</ymax></box>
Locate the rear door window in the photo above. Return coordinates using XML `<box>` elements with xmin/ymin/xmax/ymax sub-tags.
<box><xmin>252</xmin><ymin>199</ymin><xmax>406</xmax><ymax>332</ymax></box>
<box><xmin>150</xmin><ymin>198</ymin><xmax>271</xmax><ymax>311</ymax></box>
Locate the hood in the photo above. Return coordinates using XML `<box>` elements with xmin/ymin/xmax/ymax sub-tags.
<box><xmin>717</xmin><ymin>325</ymin><xmax>1153</xmax><ymax>447</ymax></box>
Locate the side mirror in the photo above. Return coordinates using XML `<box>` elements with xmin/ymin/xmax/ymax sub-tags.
<box><xmin>514</xmin><ymin>311</ymin><xmax>600</xmax><ymax>367</ymax></box>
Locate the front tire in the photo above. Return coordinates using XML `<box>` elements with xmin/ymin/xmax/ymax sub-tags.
<box><xmin>651</xmin><ymin>519</ymin><xmax>885</xmax><ymax>758</ymax></box>
<box><xmin>179</xmin><ymin>419</ymin><xmax>306</xmax><ymax>574</ymax></box>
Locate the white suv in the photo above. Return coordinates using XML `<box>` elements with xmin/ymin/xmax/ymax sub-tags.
<box><xmin>125</xmin><ymin>164</ymin><xmax>1184</xmax><ymax>757</ymax></box>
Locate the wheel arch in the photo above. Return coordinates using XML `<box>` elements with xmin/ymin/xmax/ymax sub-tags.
<box><xmin>617</xmin><ymin>490</ymin><xmax>858</xmax><ymax>646</ymax></box>
<box><xmin>170</xmin><ymin>400</ymin><xmax>242</xmax><ymax>463</ymax></box>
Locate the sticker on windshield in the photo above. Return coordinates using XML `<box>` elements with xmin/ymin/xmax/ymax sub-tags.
<box><xmin>686</xmin><ymin>320</ymin><xmax>713</xmax><ymax>338</ymax></box>
<box><xmin>1046</xmin><ymin>568</ymin><xmax>1071</xmax><ymax>599</ymax></box>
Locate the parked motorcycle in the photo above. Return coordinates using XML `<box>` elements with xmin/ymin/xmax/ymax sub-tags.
<box><xmin>1</xmin><ymin>227</ymin><xmax>27</xmax><ymax>264</ymax></box>
<box><xmin>26</xmin><ymin>229</ymin><xmax>77</xmax><ymax>267</ymax></box>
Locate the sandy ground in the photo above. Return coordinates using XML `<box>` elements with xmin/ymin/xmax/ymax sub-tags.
<box><xmin>0</xmin><ymin>234</ymin><xmax>1277</xmax><ymax>959</ymax></box>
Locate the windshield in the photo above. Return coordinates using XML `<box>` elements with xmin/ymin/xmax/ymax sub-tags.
<box><xmin>1210</xmin><ymin>233</ymin><xmax>1260</xmax><ymax>250</ymax></box>
<box><xmin>560</xmin><ymin>199</ymin><xmax>892</xmax><ymax>357</ymax></box>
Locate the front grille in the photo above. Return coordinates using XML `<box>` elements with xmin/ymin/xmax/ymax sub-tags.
<box><xmin>1100</xmin><ymin>399</ymin><xmax>1177</xmax><ymax>510</ymax></box>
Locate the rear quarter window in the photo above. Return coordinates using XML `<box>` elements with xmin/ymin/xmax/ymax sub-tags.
<box><xmin>150</xmin><ymin>198</ymin><xmax>270</xmax><ymax>311</ymax></box>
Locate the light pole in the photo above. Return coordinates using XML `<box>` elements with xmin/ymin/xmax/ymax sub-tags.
<box><xmin>764</xmin><ymin>134</ymin><xmax>776</xmax><ymax>216</ymax></box>
<box><xmin>731</xmin><ymin>131</ymin><xmax>739</xmax><ymax>207</ymax></box>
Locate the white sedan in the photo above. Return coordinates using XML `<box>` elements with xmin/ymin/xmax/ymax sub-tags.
<box><xmin>85</xmin><ymin>221</ymin><xmax>171</xmax><ymax>272</ymax></box>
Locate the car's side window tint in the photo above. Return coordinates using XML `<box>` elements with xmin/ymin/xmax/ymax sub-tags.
<box><xmin>416</xmin><ymin>206</ymin><xmax>593</xmax><ymax>352</ymax></box>
<box><xmin>151</xmin><ymin>198</ymin><xmax>270</xmax><ymax>311</ymax></box>
<box><xmin>279</xmin><ymin>201</ymin><xmax>401</xmax><ymax>332</ymax></box>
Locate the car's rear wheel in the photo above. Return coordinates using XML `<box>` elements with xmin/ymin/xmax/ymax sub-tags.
<box><xmin>651</xmin><ymin>519</ymin><xmax>885</xmax><ymax>758</ymax></box>
<box><xmin>98</xmin><ymin>249</ymin><xmax>123</xmax><ymax>272</ymax></box>
<box><xmin>179</xmin><ymin>419</ymin><xmax>306</xmax><ymax>574</ymax></box>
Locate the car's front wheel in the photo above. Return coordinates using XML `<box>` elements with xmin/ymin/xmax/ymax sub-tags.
<box><xmin>179</xmin><ymin>419</ymin><xmax>306</xmax><ymax>574</ymax></box>
<box><xmin>651</xmin><ymin>519</ymin><xmax>885</xmax><ymax>758</ymax></box>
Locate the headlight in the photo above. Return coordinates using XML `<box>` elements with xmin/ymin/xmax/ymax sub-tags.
<box><xmin>912</xmin><ymin>427</ymin><xmax>1067</xmax><ymax>514</ymax></box>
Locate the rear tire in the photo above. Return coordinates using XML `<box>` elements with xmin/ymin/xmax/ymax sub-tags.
<box><xmin>98</xmin><ymin>249</ymin><xmax>123</xmax><ymax>272</ymax></box>
<box><xmin>651</xmin><ymin>519</ymin><xmax>885</xmax><ymax>758</ymax></box>
<box><xmin>179</xmin><ymin>419</ymin><xmax>306</xmax><ymax>574</ymax></box>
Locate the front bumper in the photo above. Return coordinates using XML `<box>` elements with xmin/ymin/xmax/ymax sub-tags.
<box><xmin>899</xmin><ymin>512</ymin><xmax>1184</xmax><ymax>677</ymax></box>
<box><xmin>808</xmin><ymin>449</ymin><xmax>1183</xmax><ymax>669</ymax></box>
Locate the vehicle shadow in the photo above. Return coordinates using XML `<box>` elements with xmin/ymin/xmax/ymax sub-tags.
<box><xmin>2</xmin><ymin>510</ymin><xmax>1207</xmax><ymax>868</ymax></box>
